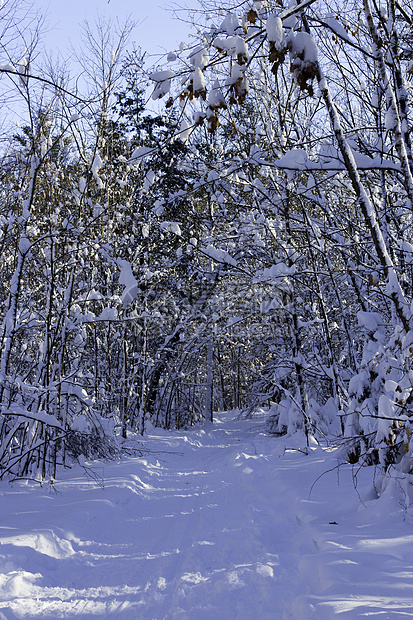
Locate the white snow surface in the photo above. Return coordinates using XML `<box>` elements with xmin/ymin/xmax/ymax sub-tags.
<box><xmin>1</xmin><ymin>411</ymin><xmax>413</xmax><ymax>619</ymax></box>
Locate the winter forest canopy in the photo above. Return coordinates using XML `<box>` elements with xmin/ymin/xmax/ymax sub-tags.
<box><xmin>0</xmin><ymin>0</ymin><xmax>413</xmax><ymax>488</ymax></box>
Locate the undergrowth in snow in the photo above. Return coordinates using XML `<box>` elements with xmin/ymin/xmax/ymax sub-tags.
<box><xmin>0</xmin><ymin>411</ymin><xmax>412</xmax><ymax>619</ymax></box>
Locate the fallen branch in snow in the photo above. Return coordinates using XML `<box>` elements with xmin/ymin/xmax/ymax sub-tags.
<box><xmin>80</xmin><ymin>464</ymin><xmax>106</xmax><ymax>489</ymax></box>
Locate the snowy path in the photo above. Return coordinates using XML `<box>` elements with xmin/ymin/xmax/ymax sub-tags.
<box><xmin>1</xmin><ymin>412</ymin><xmax>413</xmax><ymax>619</ymax></box>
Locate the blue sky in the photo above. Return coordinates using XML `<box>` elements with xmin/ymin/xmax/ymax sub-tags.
<box><xmin>35</xmin><ymin>0</ymin><xmax>192</xmax><ymax>61</ymax></box>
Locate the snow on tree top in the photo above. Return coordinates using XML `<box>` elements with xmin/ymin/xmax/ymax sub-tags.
<box><xmin>188</xmin><ymin>45</ymin><xmax>209</xmax><ymax>69</ymax></box>
<box><xmin>212</xmin><ymin>36</ymin><xmax>249</xmax><ymax>61</ymax></box>
<box><xmin>220</xmin><ymin>13</ymin><xmax>240</xmax><ymax>35</ymax></box>
<box><xmin>290</xmin><ymin>32</ymin><xmax>318</xmax><ymax>63</ymax></box>
<box><xmin>276</xmin><ymin>149</ymin><xmax>308</xmax><ymax>168</ymax></box>
<box><xmin>149</xmin><ymin>70</ymin><xmax>175</xmax><ymax>82</ymax></box>
<box><xmin>260</xmin><ymin>263</ymin><xmax>295</xmax><ymax>280</ymax></box>
<box><xmin>357</xmin><ymin>310</ymin><xmax>383</xmax><ymax>333</ymax></box>
<box><xmin>266</xmin><ymin>15</ymin><xmax>283</xmax><ymax>45</ymax></box>
<box><xmin>208</xmin><ymin>80</ymin><xmax>226</xmax><ymax>108</ymax></box>
<box><xmin>160</xmin><ymin>221</ymin><xmax>182</xmax><ymax>236</ymax></box>
<box><xmin>130</xmin><ymin>146</ymin><xmax>155</xmax><ymax>162</ymax></box>
<box><xmin>117</xmin><ymin>259</ymin><xmax>138</xmax><ymax>307</ymax></box>
<box><xmin>204</xmin><ymin>245</ymin><xmax>237</xmax><ymax>266</ymax></box>
<box><xmin>325</xmin><ymin>14</ymin><xmax>352</xmax><ymax>42</ymax></box>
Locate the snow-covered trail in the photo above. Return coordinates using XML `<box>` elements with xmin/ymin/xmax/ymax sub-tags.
<box><xmin>1</xmin><ymin>412</ymin><xmax>413</xmax><ymax>619</ymax></box>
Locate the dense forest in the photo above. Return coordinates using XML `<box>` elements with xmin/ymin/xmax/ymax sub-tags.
<box><xmin>0</xmin><ymin>0</ymin><xmax>412</xmax><ymax>484</ymax></box>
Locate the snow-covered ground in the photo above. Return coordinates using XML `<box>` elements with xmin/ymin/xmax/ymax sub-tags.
<box><xmin>1</xmin><ymin>411</ymin><xmax>412</xmax><ymax>619</ymax></box>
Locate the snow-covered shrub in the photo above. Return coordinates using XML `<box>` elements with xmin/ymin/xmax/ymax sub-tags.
<box><xmin>342</xmin><ymin>319</ymin><xmax>413</xmax><ymax>473</ymax></box>
<box><xmin>265</xmin><ymin>398</ymin><xmax>307</xmax><ymax>437</ymax></box>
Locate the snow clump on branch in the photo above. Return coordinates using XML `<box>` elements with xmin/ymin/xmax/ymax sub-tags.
<box><xmin>149</xmin><ymin>70</ymin><xmax>175</xmax><ymax>100</ymax></box>
<box><xmin>288</xmin><ymin>31</ymin><xmax>318</xmax><ymax>96</ymax></box>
